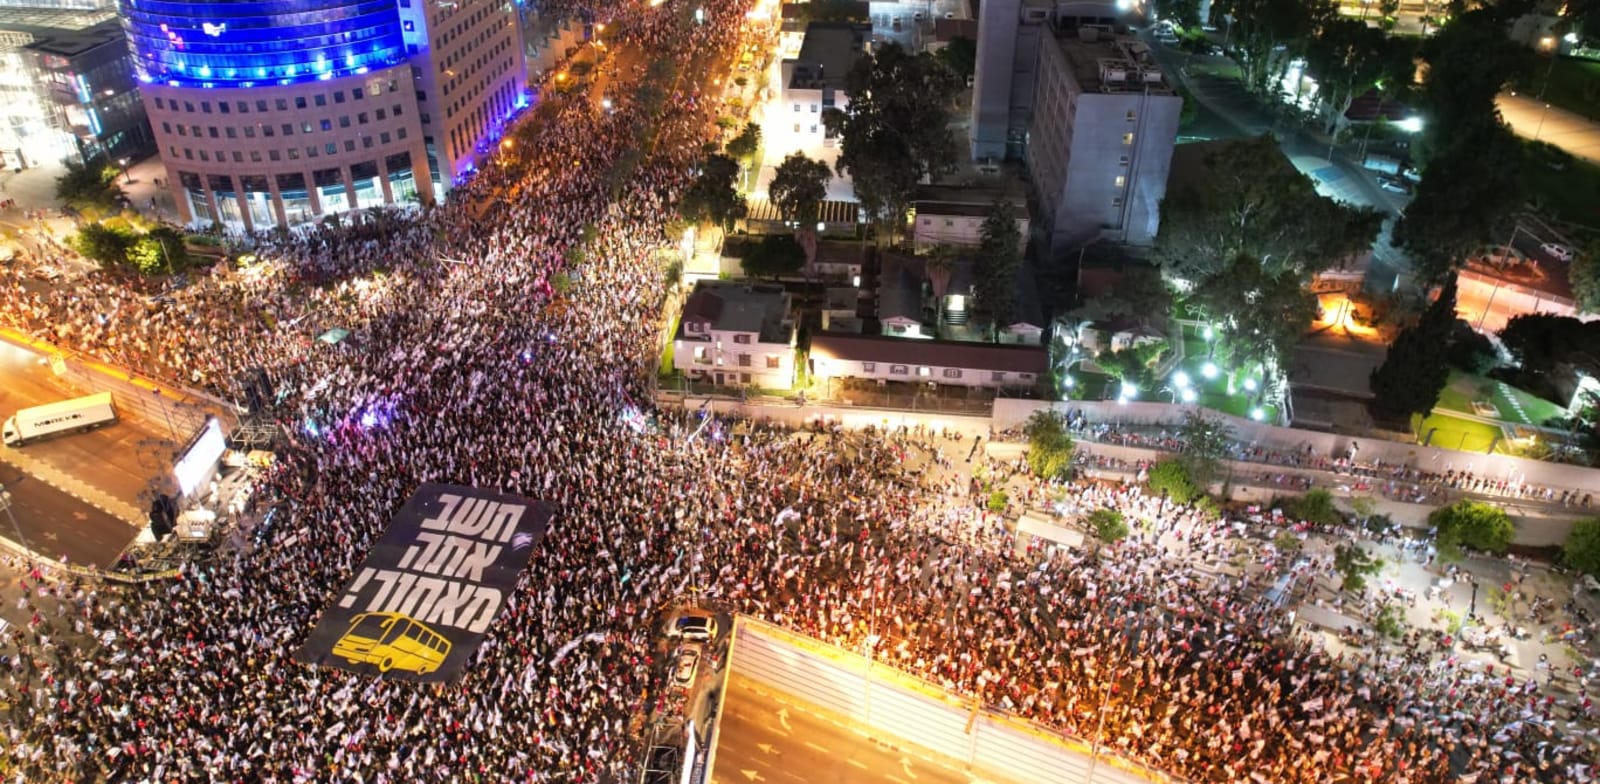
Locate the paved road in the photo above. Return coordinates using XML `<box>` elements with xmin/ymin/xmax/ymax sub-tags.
<box><xmin>1499</xmin><ymin>91</ymin><xmax>1600</xmax><ymax>165</ymax></box>
<box><xmin>0</xmin><ymin>339</ymin><xmax>166</xmax><ymax>562</ymax></box>
<box><xmin>0</xmin><ymin>340</ymin><xmax>172</xmax><ymax>504</ymax></box>
<box><xmin>712</xmin><ymin>676</ymin><xmax>984</xmax><ymax>784</ymax></box>
<box><xmin>0</xmin><ymin>467</ymin><xmax>133</xmax><ymax>567</ymax></box>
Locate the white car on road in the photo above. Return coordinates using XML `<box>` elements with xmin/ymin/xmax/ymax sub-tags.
<box><xmin>1541</xmin><ymin>242</ymin><xmax>1575</xmax><ymax>262</ymax></box>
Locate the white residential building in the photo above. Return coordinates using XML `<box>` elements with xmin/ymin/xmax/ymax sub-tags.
<box><xmin>674</xmin><ymin>281</ymin><xmax>798</xmax><ymax>388</ymax></box>
<box><xmin>911</xmin><ymin>184</ymin><xmax>1030</xmax><ymax>252</ymax></box>
<box><xmin>778</xmin><ymin>22</ymin><xmax>870</xmax><ymax>153</ymax></box>
<box><xmin>808</xmin><ymin>333</ymin><xmax>1048</xmax><ymax>390</ymax></box>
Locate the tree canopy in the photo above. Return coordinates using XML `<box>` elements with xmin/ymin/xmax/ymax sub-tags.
<box><xmin>1187</xmin><ymin>255</ymin><xmax>1318</xmax><ymax>386</ymax></box>
<box><xmin>1392</xmin><ymin>121</ymin><xmax>1525</xmax><ymax>282</ymax></box>
<box><xmin>1146</xmin><ymin>459</ymin><xmax>1202</xmax><ymax>505</ymax></box>
<box><xmin>725</xmin><ymin>122</ymin><xmax>762</xmax><ymax>160</ymax></box>
<box><xmin>1369</xmin><ymin>275</ymin><xmax>1458</xmax><ymax>420</ymax></box>
<box><xmin>1563</xmin><ymin>518</ymin><xmax>1600</xmax><ymax>576</ymax></box>
<box><xmin>1023</xmin><ymin>410</ymin><xmax>1075</xmax><ymax>480</ymax></box>
<box><xmin>56</xmin><ymin>156</ymin><xmax>124</xmax><ymax>212</ymax></box>
<box><xmin>1497</xmin><ymin>314</ymin><xmax>1600</xmax><ymax>402</ymax></box>
<box><xmin>935</xmin><ymin>37</ymin><xmax>977</xmax><ymax>81</ymax></box>
<box><xmin>768</xmin><ymin>151</ymin><xmax>832</xmax><ymax>227</ymax></box>
<box><xmin>1571</xmin><ymin>244</ymin><xmax>1600</xmax><ymax>315</ymax></box>
<box><xmin>823</xmin><ymin>43</ymin><xmax>961</xmax><ymax>234</ymax></box>
<box><xmin>1177</xmin><ymin>411</ymin><xmax>1233</xmax><ymax>485</ymax></box>
<box><xmin>1087</xmin><ymin>508</ymin><xmax>1130</xmax><ymax>544</ymax></box>
<box><xmin>975</xmin><ymin>202</ymin><xmax>1024</xmax><ymax>333</ymax></box>
<box><xmin>740</xmin><ymin>234</ymin><xmax>806</xmax><ymax>280</ymax></box>
<box><xmin>679</xmin><ymin>154</ymin><xmax>746</xmax><ymax>228</ymax></box>
<box><xmin>1152</xmin><ymin>136</ymin><xmax>1382</xmax><ymax>284</ymax></box>
<box><xmin>1302</xmin><ymin>19</ymin><xmax>1416</xmax><ymax>133</ymax></box>
<box><xmin>1429</xmin><ymin>499</ymin><xmax>1515</xmax><ymax>556</ymax></box>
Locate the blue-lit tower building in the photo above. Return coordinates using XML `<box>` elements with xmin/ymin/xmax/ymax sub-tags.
<box><xmin>123</xmin><ymin>0</ymin><xmax>527</xmax><ymax>230</ymax></box>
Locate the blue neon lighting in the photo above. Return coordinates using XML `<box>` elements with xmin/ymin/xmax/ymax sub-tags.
<box><xmin>122</xmin><ymin>0</ymin><xmax>409</xmax><ymax>89</ymax></box>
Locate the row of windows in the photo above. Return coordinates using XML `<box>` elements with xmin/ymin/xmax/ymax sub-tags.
<box><xmin>445</xmin><ymin>56</ymin><xmax>516</xmax><ymax>121</ymax></box>
<box><xmin>689</xmin><ymin>346</ymin><xmax>783</xmax><ymax>369</ymax></box>
<box><xmin>168</xmin><ymin>127</ymin><xmax>407</xmax><ymax>164</ymax></box>
<box><xmin>152</xmin><ymin>81</ymin><xmax>400</xmax><ymax>116</ymax></box>
<box><xmin>177</xmin><ymin>153</ymin><xmax>412</xmax><ymax>195</ymax></box>
<box><xmin>861</xmin><ymin>362</ymin><xmax>1029</xmax><ymax>382</ymax></box>
<box><xmin>164</xmin><ymin>105</ymin><xmax>405</xmax><ymax>139</ymax></box>
<box><xmin>442</xmin><ymin>38</ymin><xmax>514</xmax><ymax>102</ymax></box>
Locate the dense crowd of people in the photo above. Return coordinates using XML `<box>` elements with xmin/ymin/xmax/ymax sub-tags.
<box><xmin>1059</xmin><ymin>418</ymin><xmax>1594</xmax><ymax>510</ymax></box>
<box><xmin>0</xmin><ymin>0</ymin><xmax>1594</xmax><ymax>781</ymax></box>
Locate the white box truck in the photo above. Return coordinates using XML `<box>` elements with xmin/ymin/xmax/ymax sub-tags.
<box><xmin>2</xmin><ymin>392</ymin><xmax>117</xmax><ymax>447</ymax></box>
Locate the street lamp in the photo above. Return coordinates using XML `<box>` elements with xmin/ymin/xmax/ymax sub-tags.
<box><xmin>117</xmin><ymin>157</ymin><xmax>130</xmax><ymax>184</ymax></box>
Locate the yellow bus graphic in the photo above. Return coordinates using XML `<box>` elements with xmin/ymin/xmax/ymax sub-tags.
<box><xmin>331</xmin><ymin>612</ymin><xmax>452</xmax><ymax>675</ymax></box>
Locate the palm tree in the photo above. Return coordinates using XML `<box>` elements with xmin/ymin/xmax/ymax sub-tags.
<box><xmin>924</xmin><ymin>243</ymin><xmax>957</xmax><ymax>300</ymax></box>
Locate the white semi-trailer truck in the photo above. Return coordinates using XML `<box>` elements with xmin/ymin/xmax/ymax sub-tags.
<box><xmin>2</xmin><ymin>392</ymin><xmax>118</xmax><ymax>447</ymax></box>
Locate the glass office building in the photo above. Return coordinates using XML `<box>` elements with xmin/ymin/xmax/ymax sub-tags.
<box><xmin>122</xmin><ymin>0</ymin><xmax>409</xmax><ymax>88</ymax></box>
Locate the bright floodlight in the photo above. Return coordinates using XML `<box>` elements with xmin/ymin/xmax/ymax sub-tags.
<box><xmin>1566</xmin><ymin>32</ymin><xmax>1580</xmax><ymax>43</ymax></box>
<box><xmin>1243</xmin><ymin>377</ymin><xmax>1259</xmax><ymax>391</ymax></box>
<box><xmin>1181</xmin><ymin>388</ymin><xmax>1197</xmax><ymax>403</ymax></box>
<box><xmin>1203</xmin><ymin>326</ymin><xmax>1214</xmax><ymax>340</ymax></box>
<box><xmin>1250</xmin><ymin>407</ymin><xmax>1265</xmax><ymax>421</ymax></box>
<box><xmin>1396</xmin><ymin>116</ymin><xmax>1424</xmax><ymax>134</ymax></box>
<box><xmin>1173</xmin><ymin>370</ymin><xmax>1191</xmax><ymax>388</ymax></box>
<box><xmin>1121</xmin><ymin>381</ymin><xmax>1138</xmax><ymax>398</ymax></box>
<box><xmin>1202</xmin><ymin>361</ymin><xmax>1219</xmax><ymax>379</ymax></box>
<box><xmin>1063</xmin><ymin>375</ymin><xmax>1076</xmax><ymax>388</ymax></box>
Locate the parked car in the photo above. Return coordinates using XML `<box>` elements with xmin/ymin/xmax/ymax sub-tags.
<box><xmin>1377</xmin><ymin>177</ymin><xmax>1409</xmax><ymax>195</ymax></box>
<box><xmin>671</xmin><ymin>643</ymin><xmax>703</xmax><ymax>688</ymax></box>
<box><xmin>1541</xmin><ymin>242</ymin><xmax>1575</xmax><ymax>262</ymax></box>
<box><xmin>663</xmin><ymin>609</ymin><xmax>719</xmax><ymax>642</ymax></box>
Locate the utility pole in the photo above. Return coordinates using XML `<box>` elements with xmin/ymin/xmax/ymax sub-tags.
<box><xmin>0</xmin><ymin>479</ymin><xmax>32</xmax><ymax>556</ymax></box>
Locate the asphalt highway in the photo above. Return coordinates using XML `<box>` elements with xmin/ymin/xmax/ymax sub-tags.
<box><xmin>0</xmin><ymin>467</ymin><xmax>131</xmax><ymax>567</ymax></box>
<box><xmin>711</xmin><ymin>676</ymin><xmax>986</xmax><ymax>784</ymax></box>
<box><xmin>0</xmin><ymin>339</ymin><xmax>159</xmax><ymax>564</ymax></box>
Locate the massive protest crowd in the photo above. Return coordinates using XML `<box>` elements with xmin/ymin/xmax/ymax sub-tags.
<box><xmin>0</xmin><ymin>0</ymin><xmax>1594</xmax><ymax>782</ymax></box>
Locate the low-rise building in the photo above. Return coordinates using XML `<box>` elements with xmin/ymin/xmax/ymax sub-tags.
<box><xmin>778</xmin><ymin>21</ymin><xmax>870</xmax><ymax>154</ymax></box>
<box><xmin>877</xmin><ymin>251</ymin><xmax>1045</xmax><ymax>344</ymax></box>
<box><xmin>808</xmin><ymin>333</ymin><xmax>1048</xmax><ymax>390</ymax></box>
<box><xmin>910</xmin><ymin>183</ymin><xmax>1030</xmax><ymax>252</ymax></box>
<box><xmin>673</xmin><ymin>280</ymin><xmax>798</xmax><ymax>388</ymax></box>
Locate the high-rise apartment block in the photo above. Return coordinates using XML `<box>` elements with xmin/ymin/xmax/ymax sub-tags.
<box><xmin>124</xmin><ymin>0</ymin><xmax>528</xmax><ymax>231</ymax></box>
<box><xmin>972</xmin><ymin>3</ymin><xmax>1179</xmax><ymax>251</ymax></box>
<box><xmin>1027</xmin><ymin>25</ymin><xmax>1179</xmax><ymax>250</ymax></box>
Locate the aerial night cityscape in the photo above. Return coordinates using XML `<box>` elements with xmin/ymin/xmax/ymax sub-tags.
<box><xmin>1</xmin><ymin>0</ymin><xmax>1600</xmax><ymax>780</ymax></box>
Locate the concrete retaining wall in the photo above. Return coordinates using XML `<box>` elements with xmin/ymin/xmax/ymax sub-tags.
<box><xmin>995</xmin><ymin>399</ymin><xmax>1600</xmax><ymax>500</ymax></box>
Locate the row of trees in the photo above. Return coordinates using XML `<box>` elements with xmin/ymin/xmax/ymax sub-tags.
<box><xmin>70</xmin><ymin>223</ymin><xmax>194</xmax><ymax>275</ymax></box>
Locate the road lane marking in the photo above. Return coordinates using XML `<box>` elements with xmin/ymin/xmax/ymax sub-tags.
<box><xmin>847</xmin><ymin>759</ymin><xmax>868</xmax><ymax>770</ymax></box>
<box><xmin>803</xmin><ymin>741</ymin><xmax>830</xmax><ymax>754</ymax></box>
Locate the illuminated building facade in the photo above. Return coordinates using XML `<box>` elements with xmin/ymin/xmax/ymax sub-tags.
<box><xmin>124</xmin><ymin>0</ymin><xmax>527</xmax><ymax>231</ymax></box>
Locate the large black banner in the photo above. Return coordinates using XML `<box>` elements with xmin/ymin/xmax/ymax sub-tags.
<box><xmin>296</xmin><ymin>483</ymin><xmax>551</xmax><ymax>682</ymax></box>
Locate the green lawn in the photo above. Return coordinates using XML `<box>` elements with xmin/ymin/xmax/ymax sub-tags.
<box><xmin>659</xmin><ymin>314</ymin><xmax>680</xmax><ymax>378</ymax></box>
<box><xmin>1525</xmin><ymin>56</ymin><xmax>1600</xmax><ymax>123</ymax></box>
<box><xmin>1416</xmin><ymin>411</ymin><xmax>1505</xmax><ymax>454</ymax></box>
<box><xmin>1432</xmin><ymin>371</ymin><xmax>1567</xmax><ymax>427</ymax></box>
